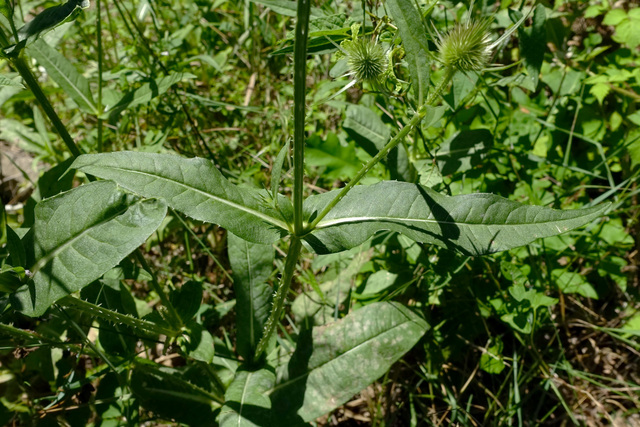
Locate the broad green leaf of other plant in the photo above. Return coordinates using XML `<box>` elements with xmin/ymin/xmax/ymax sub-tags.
<box><xmin>72</xmin><ymin>152</ymin><xmax>291</xmax><ymax>244</ymax></box>
<box><xmin>303</xmin><ymin>181</ymin><xmax>609</xmax><ymax>255</ymax></box>
<box><xmin>218</xmin><ymin>368</ymin><xmax>275</xmax><ymax>427</ymax></box>
<box><xmin>271</xmin><ymin>301</ymin><xmax>428</xmax><ymax>423</ymax></box>
<box><xmin>11</xmin><ymin>181</ymin><xmax>167</xmax><ymax>317</ymax></box>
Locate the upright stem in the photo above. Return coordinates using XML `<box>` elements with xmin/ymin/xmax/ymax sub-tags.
<box><xmin>307</xmin><ymin>67</ymin><xmax>457</xmax><ymax>230</ymax></box>
<box><xmin>254</xmin><ymin>0</ymin><xmax>310</xmax><ymax>358</ymax></box>
<box><xmin>292</xmin><ymin>0</ymin><xmax>311</xmax><ymax>235</ymax></box>
<box><xmin>255</xmin><ymin>237</ymin><xmax>302</xmax><ymax>358</ymax></box>
<box><xmin>96</xmin><ymin>0</ymin><xmax>104</xmax><ymax>152</ymax></box>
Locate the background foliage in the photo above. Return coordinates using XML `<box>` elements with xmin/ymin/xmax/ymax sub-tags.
<box><xmin>1</xmin><ymin>0</ymin><xmax>639</xmax><ymax>425</ymax></box>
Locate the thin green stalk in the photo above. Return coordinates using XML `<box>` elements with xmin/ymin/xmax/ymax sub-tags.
<box><xmin>96</xmin><ymin>0</ymin><xmax>104</xmax><ymax>152</ymax></box>
<box><xmin>135</xmin><ymin>250</ymin><xmax>183</xmax><ymax>329</ymax></box>
<box><xmin>307</xmin><ymin>67</ymin><xmax>456</xmax><ymax>230</ymax></box>
<box><xmin>12</xmin><ymin>56</ymin><xmax>83</xmax><ymax>158</ymax></box>
<box><xmin>0</xmin><ymin>27</ymin><xmax>81</xmax><ymax>157</ymax></box>
<box><xmin>56</xmin><ymin>304</ymin><xmax>133</xmax><ymax>420</ymax></box>
<box><xmin>255</xmin><ymin>237</ymin><xmax>302</xmax><ymax>358</ymax></box>
<box><xmin>292</xmin><ymin>0</ymin><xmax>311</xmax><ymax>235</ymax></box>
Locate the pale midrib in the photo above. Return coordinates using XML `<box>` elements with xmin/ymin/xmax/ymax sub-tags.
<box><xmin>91</xmin><ymin>166</ymin><xmax>289</xmax><ymax>231</ymax></box>
<box><xmin>315</xmin><ymin>214</ymin><xmax>585</xmax><ymax>230</ymax></box>
<box><xmin>237</xmin><ymin>374</ymin><xmax>252</xmax><ymax>426</ymax></box>
<box><xmin>31</xmin><ymin>42</ymin><xmax>96</xmax><ymax>113</ymax></box>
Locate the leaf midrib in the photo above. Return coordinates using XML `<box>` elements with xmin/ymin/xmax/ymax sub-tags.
<box><xmin>89</xmin><ymin>165</ymin><xmax>290</xmax><ymax>231</ymax></box>
<box><xmin>314</xmin><ymin>212</ymin><xmax>594</xmax><ymax>230</ymax></box>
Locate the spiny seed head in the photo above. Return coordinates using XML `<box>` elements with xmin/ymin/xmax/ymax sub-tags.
<box><xmin>436</xmin><ymin>18</ymin><xmax>492</xmax><ymax>73</ymax></box>
<box><xmin>342</xmin><ymin>38</ymin><xmax>388</xmax><ymax>83</ymax></box>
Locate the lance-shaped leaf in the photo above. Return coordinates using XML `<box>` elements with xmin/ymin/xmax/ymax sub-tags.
<box><xmin>303</xmin><ymin>181</ymin><xmax>608</xmax><ymax>255</ymax></box>
<box><xmin>72</xmin><ymin>152</ymin><xmax>291</xmax><ymax>244</ymax></box>
<box><xmin>11</xmin><ymin>181</ymin><xmax>167</xmax><ymax>317</ymax></box>
<box><xmin>219</xmin><ymin>368</ymin><xmax>275</xmax><ymax>427</ymax></box>
<box><xmin>271</xmin><ymin>302</ymin><xmax>428</xmax><ymax>423</ymax></box>
<box><xmin>106</xmin><ymin>73</ymin><xmax>195</xmax><ymax>119</ymax></box>
<box><xmin>228</xmin><ymin>233</ymin><xmax>274</xmax><ymax>361</ymax></box>
<box><xmin>27</xmin><ymin>39</ymin><xmax>97</xmax><ymax>114</ymax></box>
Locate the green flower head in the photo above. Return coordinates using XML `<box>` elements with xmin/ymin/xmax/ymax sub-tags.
<box><xmin>436</xmin><ymin>17</ymin><xmax>493</xmax><ymax>73</ymax></box>
<box><xmin>342</xmin><ymin>38</ymin><xmax>388</xmax><ymax>83</ymax></box>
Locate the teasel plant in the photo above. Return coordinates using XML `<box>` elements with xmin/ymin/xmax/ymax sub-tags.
<box><xmin>256</xmin><ymin>3</ymin><xmax>536</xmax><ymax>356</ymax></box>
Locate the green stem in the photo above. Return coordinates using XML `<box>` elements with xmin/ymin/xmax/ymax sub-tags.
<box><xmin>292</xmin><ymin>0</ymin><xmax>311</xmax><ymax>235</ymax></box>
<box><xmin>96</xmin><ymin>0</ymin><xmax>104</xmax><ymax>152</ymax></box>
<box><xmin>253</xmin><ymin>0</ymin><xmax>310</xmax><ymax>359</ymax></box>
<box><xmin>12</xmin><ymin>56</ymin><xmax>83</xmax><ymax>158</ymax></box>
<box><xmin>135</xmin><ymin>250</ymin><xmax>184</xmax><ymax>329</ymax></box>
<box><xmin>307</xmin><ymin>67</ymin><xmax>456</xmax><ymax>230</ymax></box>
<box><xmin>254</xmin><ymin>237</ymin><xmax>302</xmax><ymax>358</ymax></box>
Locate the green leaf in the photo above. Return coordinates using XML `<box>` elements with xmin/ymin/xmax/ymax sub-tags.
<box><xmin>512</xmin><ymin>5</ymin><xmax>547</xmax><ymax>89</ymax></box>
<box><xmin>172</xmin><ymin>281</ymin><xmax>203</xmax><ymax>323</ymax></box>
<box><xmin>228</xmin><ymin>232</ymin><xmax>274</xmax><ymax>361</ymax></box>
<box><xmin>602</xmin><ymin>9</ymin><xmax>627</xmax><ymax>26</ymax></box>
<box><xmin>613</xmin><ymin>12</ymin><xmax>640</xmax><ymax>49</ymax></box>
<box><xmin>247</xmin><ymin>0</ymin><xmax>323</xmax><ymax>18</ymax></box>
<box><xmin>306</xmin><ymin>132</ymin><xmax>360</xmax><ymax>180</ymax></box>
<box><xmin>386</xmin><ymin>0</ymin><xmax>431</xmax><ymax>105</ymax></box>
<box><xmin>0</xmin><ymin>74</ymin><xmax>24</xmax><ymax>89</ymax></box>
<box><xmin>436</xmin><ymin>129</ymin><xmax>493</xmax><ymax>175</ymax></box>
<box><xmin>552</xmin><ymin>269</ymin><xmax>598</xmax><ymax>299</ymax></box>
<box><xmin>590</xmin><ymin>82</ymin><xmax>610</xmax><ymax>104</ymax></box>
<box><xmin>107</xmin><ymin>73</ymin><xmax>196</xmax><ymax>118</ymax></box>
<box><xmin>479</xmin><ymin>338</ymin><xmax>506</xmax><ymax>374</ymax></box>
<box><xmin>26</xmin><ymin>39</ymin><xmax>97</xmax><ymax>114</ymax></box>
<box><xmin>218</xmin><ymin>368</ymin><xmax>275</xmax><ymax>427</ymax></box>
<box><xmin>72</xmin><ymin>152</ymin><xmax>291</xmax><ymax>245</ymax></box>
<box><xmin>271</xmin><ymin>141</ymin><xmax>289</xmax><ymax>198</ymax></box>
<box><xmin>0</xmin><ymin>2</ymin><xmax>11</xmax><ymax>19</ymax></box>
<box><xmin>6</xmin><ymin>226</ymin><xmax>26</xmax><ymax>268</ymax></box>
<box><xmin>0</xmin><ymin>201</ymin><xmax>6</xmax><ymax>247</ymax></box>
<box><xmin>343</xmin><ymin>104</ymin><xmax>390</xmax><ymax>152</ymax></box>
<box><xmin>11</xmin><ymin>180</ymin><xmax>167</xmax><ymax>317</ymax></box>
<box><xmin>0</xmin><ymin>266</ymin><xmax>26</xmax><ymax>293</ymax></box>
<box><xmin>292</xmin><ymin>249</ymin><xmax>371</xmax><ymax>325</ymax></box>
<box><xmin>303</xmin><ymin>181</ymin><xmax>609</xmax><ymax>255</ymax></box>
<box><xmin>359</xmin><ymin>270</ymin><xmax>398</xmax><ymax>296</ymax></box>
<box><xmin>179</xmin><ymin>322</ymin><xmax>215</xmax><ymax>363</ymax></box>
<box><xmin>271</xmin><ymin>302</ymin><xmax>428</xmax><ymax>423</ymax></box>
<box><xmin>343</xmin><ymin>104</ymin><xmax>413</xmax><ymax>181</ymax></box>
<box><xmin>131</xmin><ymin>361</ymin><xmax>219</xmax><ymax>426</ymax></box>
